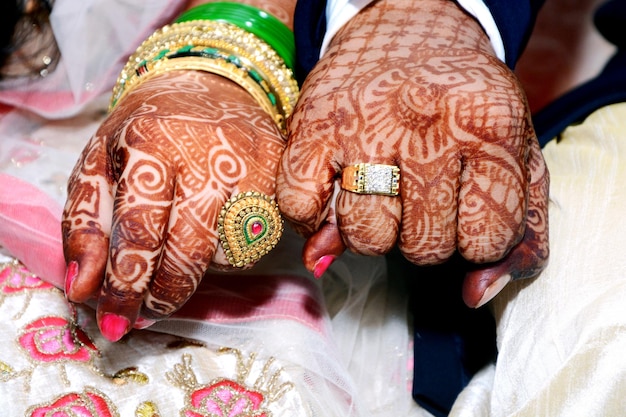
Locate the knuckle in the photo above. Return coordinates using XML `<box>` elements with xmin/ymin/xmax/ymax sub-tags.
<box><xmin>398</xmin><ymin>238</ymin><xmax>456</xmax><ymax>266</ymax></box>
<box><xmin>277</xmin><ymin>192</ymin><xmax>323</xmax><ymax>227</ymax></box>
<box><xmin>342</xmin><ymin>223</ymin><xmax>397</xmax><ymax>256</ymax></box>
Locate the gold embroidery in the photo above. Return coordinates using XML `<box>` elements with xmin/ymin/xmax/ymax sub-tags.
<box><xmin>24</xmin><ymin>386</ymin><xmax>120</xmax><ymax>416</ymax></box>
<box><xmin>136</xmin><ymin>400</ymin><xmax>161</xmax><ymax>417</ymax></box>
<box><xmin>110</xmin><ymin>366</ymin><xmax>150</xmax><ymax>385</ymax></box>
<box><xmin>223</xmin><ymin>347</ymin><xmax>293</xmax><ymax>403</ymax></box>
<box><xmin>0</xmin><ymin>257</ymin><xmax>168</xmax><ymax>411</ymax></box>
<box><xmin>167</xmin><ymin>349</ymin><xmax>294</xmax><ymax>416</ymax></box>
<box><xmin>167</xmin><ymin>353</ymin><xmax>199</xmax><ymax>389</ymax></box>
<box><xmin>0</xmin><ymin>359</ymin><xmax>16</xmax><ymax>381</ymax></box>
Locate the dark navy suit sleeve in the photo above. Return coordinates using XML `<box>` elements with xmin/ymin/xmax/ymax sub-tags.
<box><xmin>293</xmin><ymin>0</ymin><xmax>327</xmax><ymax>84</ymax></box>
<box><xmin>483</xmin><ymin>0</ymin><xmax>545</xmax><ymax>68</ymax></box>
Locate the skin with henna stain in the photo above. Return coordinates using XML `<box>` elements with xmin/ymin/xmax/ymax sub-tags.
<box><xmin>277</xmin><ymin>0</ymin><xmax>549</xmax><ymax>305</ymax></box>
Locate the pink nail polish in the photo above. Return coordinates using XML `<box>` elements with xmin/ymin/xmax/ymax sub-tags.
<box><xmin>133</xmin><ymin>317</ymin><xmax>156</xmax><ymax>330</ymax></box>
<box><xmin>313</xmin><ymin>255</ymin><xmax>336</xmax><ymax>279</ymax></box>
<box><xmin>100</xmin><ymin>313</ymin><xmax>130</xmax><ymax>342</ymax></box>
<box><xmin>475</xmin><ymin>274</ymin><xmax>512</xmax><ymax>308</ymax></box>
<box><xmin>64</xmin><ymin>261</ymin><xmax>78</xmax><ymax>297</ymax></box>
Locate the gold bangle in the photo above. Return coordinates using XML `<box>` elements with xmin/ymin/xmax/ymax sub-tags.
<box><xmin>110</xmin><ymin>20</ymin><xmax>299</xmax><ymax>131</ymax></box>
<box><xmin>118</xmin><ymin>55</ymin><xmax>283</xmax><ymax>128</ymax></box>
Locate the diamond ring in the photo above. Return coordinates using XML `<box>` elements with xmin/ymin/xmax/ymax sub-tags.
<box><xmin>340</xmin><ymin>163</ymin><xmax>400</xmax><ymax>196</ymax></box>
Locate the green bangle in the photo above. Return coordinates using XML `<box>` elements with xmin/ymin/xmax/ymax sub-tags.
<box><xmin>176</xmin><ymin>2</ymin><xmax>295</xmax><ymax>71</ymax></box>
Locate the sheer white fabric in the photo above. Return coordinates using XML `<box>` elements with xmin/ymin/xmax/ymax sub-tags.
<box><xmin>0</xmin><ymin>0</ymin><xmax>184</xmax><ymax>119</ymax></box>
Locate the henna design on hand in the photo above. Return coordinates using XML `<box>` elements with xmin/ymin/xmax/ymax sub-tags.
<box><xmin>64</xmin><ymin>70</ymin><xmax>285</xmax><ymax>322</ymax></box>
<box><xmin>278</xmin><ymin>0</ymin><xmax>549</xmax><ymax>271</ymax></box>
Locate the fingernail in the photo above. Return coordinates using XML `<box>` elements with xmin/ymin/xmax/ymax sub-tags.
<box><xmin>133</xmin><ymin>317</ymin><xmax>156</xmax><ymax>330</ymax></box>
<box><xmin>100</xmin><ymin>313</ymin><xmax>130</xmax><ymax>342</ymax></box>
<box><xmin>475</xmin><ymin>274</ymin><xmax>512</xmax><ymax>308</ymax></box>
<box><xmin>313</xmin><ymin>255</ymin><xmax>336</xmax><ymax>279</ymax></box>
<box><xmin>64</xmin><ymin>261</ymin><xmax>78</xmax><ymax>298</ymax></box>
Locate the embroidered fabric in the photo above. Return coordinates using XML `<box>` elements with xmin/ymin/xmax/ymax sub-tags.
<box><xmin>0</xmin><ymin>233</ymin><xmax>427</xmax><ymax>416</ymax></box>
<box><xmin>0</xmin><ymin>260</ymin><xmax>307</xmax><ymax>416</ymax></box>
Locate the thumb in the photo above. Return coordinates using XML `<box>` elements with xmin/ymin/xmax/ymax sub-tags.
<box><xmin>465</xmin><ymin>133</ymin><xmax>550</xmax><ymax>308</ymax></box>
<box><xmin>463</xmin><ymin>224</ymin><xmax>548</xmax><ymax>308</ymax></box>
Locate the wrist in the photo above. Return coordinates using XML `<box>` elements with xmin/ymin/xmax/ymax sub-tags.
<box><xmin>110</xmin><ymin>3</ymin><xmax>299</xmax><ymax>133</ymax></box>
<box><xmin>327</xmin><ymin>0</ymin><xmax>497</xmax><ymax>60</ymax></box>
<box><xmin>183</xmin><ymin>0</ymin><xmax>295</xmax><ymax>29</ymax></box>
<box><xmin>454</xmin><ymin>0</ymin><xmax>505</xmax><ymax>62</ymax></box>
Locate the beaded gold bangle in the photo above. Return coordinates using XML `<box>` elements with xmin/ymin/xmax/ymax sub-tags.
<box><xmin>110</xmin><ymin>20</ymin><xmax>299</xmax><ymax>131</ymax></box>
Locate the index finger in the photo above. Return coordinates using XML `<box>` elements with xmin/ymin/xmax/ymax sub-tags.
<box><xmin>276</xmin><ymin>98</ymin><xmax>339</xmax><ymax>236</ymax></box>
<box><xmin>96</xmin><ymin>147</ymin><xmax>175</xmax><ymax>341</ymax></box>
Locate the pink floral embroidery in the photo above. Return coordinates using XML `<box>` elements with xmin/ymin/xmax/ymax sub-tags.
<box><xmin>0</xmin><ymin>262</ymin><xmax>56</xmax><ymax>319</ymax></box>
<box><xmin>0</xmin><ymin>264</ymin><xmax>54</xmax><ymax>295</ymax></box>
<box><xmin>19</xmin><ymin>316</ymin><xmax>97</xmax><ymax>363</ymax></box>
<box><xmin>170</xmin><ymin>351</ymin><xmax>293</xmax><ymax>417</ymax></box>
<box><xmin>184</xmin><ymin>379</ymin><xmax>267</xmax><ymax>417</ymax></box>
<box><xmin>27</xmin><ymin>388</ymin><xmax>118</xmax><ymax>417</ymax></box>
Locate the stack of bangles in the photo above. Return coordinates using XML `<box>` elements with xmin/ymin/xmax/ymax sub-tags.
<box><xmin>109</xmin><ymin>1</ymin><xmax>299</xmax><ymax>133</ymax></box>
<box><xmin>108</xmin><ymin>3</ymin><xmax>299</xmax><ymax>267</ymax></box>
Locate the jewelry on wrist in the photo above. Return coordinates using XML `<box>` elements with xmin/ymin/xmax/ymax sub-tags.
<box><xmin>175</xmin><ymin>2</ymin><xmax>295</xmax><ymax>72</ymax></box>
<box><xmin>110</xmin><ymin>19</ymin><xmax>298</xmax><ymax>132</ymax></box>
